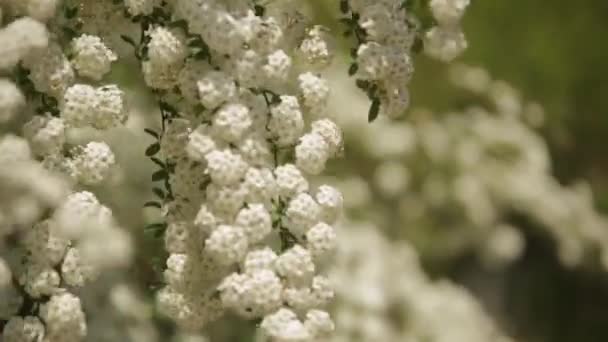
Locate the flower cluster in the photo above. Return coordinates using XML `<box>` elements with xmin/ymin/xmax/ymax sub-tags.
<box><xmin>106</xmin><ymin>0</ymin><xmax>345</xmax><ymax>339</ymax></box>
<box><xmin>340</xmin><ymin>0</ymin><xmax>470</xmax><ymax>121</ymax></box>
<box><xmin>0</xmin><ymin>2</ymin><xmax>133</xmax><ymax>341</ymax></box>
<box><xmin>425</xmin><ymin>0</ymin><xmax>470</xmax><ymax>61</ymax></box>
<box><xmin>329</xmin><ymin>222</ymin><xmax>512</xmax><ymax>342</ymax></box>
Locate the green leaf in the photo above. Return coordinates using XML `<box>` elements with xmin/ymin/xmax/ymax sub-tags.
<box><xmin>340</xmin><ymin>0</ymin><xmax>349</xmax><ymax>14</ymax></box>
<box><xmin>144</xmin><ymin>222</ymin><xmax>167</xmax><ymax>238</ymax></box>
<box><xmin>159</xmin><ymin>102</ymin><xmax>178</xmax><ymax>116</ymax></box>
<box><xmin>152</xmin><ymin>169</ymin><xmax>168</xmax><ymax>182</ymax></box>
<box><xmin>192</xmin><ymin>49</ymin><xmax>210</xmax><ymax>61</ymax></box>
<box><xmin>145</xmin><ymin>142</ymin><xmax>161</xmax><ymax>156</ymax></box>
<box><xmin>168</xmin><ymin>19</ymin><xmax>189</xmax><ymax>31</ymax></box>
<box><xmin>150</xmin><ymin>157</ymin><xmax>165</xmax><ymax>168</ymax></box>
<box><xmin>338</xmin><ymin>18</ymin><xmax>353</xmax><ymax>25</ymax></box>
<box><xmin>144</xmin><ymin>128</ymin><xmax>159</xmax><ymax>139</ymax></box>
<box><xmin>63</xmin><ymin>27</ymin><xmax>78</xmax><ymax>40</ymax></box>
<box><xmin>65</xmin><ymin>6</ymin><xmax>78</xmax><ymax>19</ymax></box>
<box><xmin>348</xmin><ymin>63</ymin><xmax>358</xmax><ymax>76</ymax></box>
<box><xmin>368</xmin><ymin>98</ymin><xmax>381</xmax><ymax>122</ymax></box>
<box><xmin>254</xmin><ymin>5</ymin><xmax>265</xmax><ymax>17</ymax></box>
<box><xmin>152</xmin><ymin>187</ymin><xmax>165</xmax><ymax>199</ymax></box>
<box><xmin>120</xmin><ymin>35</ymin><xmax>137</xmax><ymax>47</ymax></box>
<box><xmin>412</xmin><ymin>36</ymin><xmax>424</xmax><ymax>54</ymax></box>
<box><xmin>144</xmin><ymin>201</ymin><xmax>162</xmax><ymax>209</ymax></box>
<box><xmin>356</xmin><ymin>79</ymin><xmax>370</xmax><ymax>90</ymax></box>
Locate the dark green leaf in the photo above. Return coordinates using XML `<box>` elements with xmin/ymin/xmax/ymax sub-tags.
<box><xmin>254</xmin><ymin>5</ymin><xmax>265</xmax><ymax>17</ymax></box>
<box><xmin>144</xmin><ymin>222</ymin><xmax>167</xmax><ymax>238</ymax></box>
<box><xmin>65</xmin><ymin>6</ymin><xmax>78</xmax><ymax>19</ymax></box>
<box><xmin>152</xmin><ymin>169</ymin><xmax>168</xmax><ymax>182</ymax></box>
<box><xmin>348</xmin><ymin>63</ymin><xmax>358</xmax><ymax>76</ymax></box>
<box><xmin>168</xmin><ymin>19</ymin><xmax>189</xmax><ymax>30</ymax></box>
<box><xmin>159</xmin><ymin>102</ymin><xmax>177</xmax><ymax>116</ymax></box>
<box><xmin>338</xmin><ymin>18</ymin><xmax>352</xmax><ymax>25</ymax></box>
<box><xmin>144</xmin><ymin>201</ymin><xmax>162</xmax><ymax>209</ymax></box>
<box><xmin>152</xmin><ymin>187</ymin><xmax>165</xmax><ymax>199</ymax></box>
<box><xmin>368</xmin><ymin>98</ymin><xmax>381</xmax><ymax>122</ymax></box>
<box><xmin>412</xmin><ymin>36</ymin><xmax>424</xmax><ymax>54</ymax></box>
<box><xmin>63</xmin><ymin>27</ymin><xmax>77</xmax><ymax>40</ymax></box>
<box><xmin>144</xmin><ymin>128</ymin><xmax>159</xmax><ymax>139</ymax></box>
<box><xmin>356</xmin><ymin>79</ymin><xmax>370</xmax><ymax>90</ymax></box>
<box><xmin>120</xmin><ymin>35</ymin><xmax>137</xmax><ymax>47</ymax></box>
<box><xmin>145</xmin><ymin>142</ymin><xmax>161</xmax><ymax>156</ymax></box>
<box><xmin>340</xmin><ymin>0</ymin><xmax>349</xmax><ymax>14</ymax></box>
<box><xmin>366</xmin><ymin>83</ymin><xmax>378</xmax><ymax>98</ymax></box>
<box><xmin>150</xmin><ymin>157</ymin><xmax>165</xmax><ymax>168</ymax></box>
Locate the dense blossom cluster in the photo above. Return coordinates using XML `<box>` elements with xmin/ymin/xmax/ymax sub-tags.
<box><xmin>0</xmin><ymin>1</ymin><xmax>132</xmax><ymax>341</ymax></box>
<box><xmin>127</xmin><ymin>1</ymin><xmax>347</xmax><ymax>339</ymax></box>
<box><xmin>340</xmin><ymin>0</ymin><xmax>470</xmax><ymax>120</ymax></box>
<box><xmin>425</xmin><ymin>0</ymin><xmax>469</xmax><ymax>61</ymax></box>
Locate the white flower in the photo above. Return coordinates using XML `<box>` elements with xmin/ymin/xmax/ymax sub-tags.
<box><xmin>275</xmin><ymin>245</ymin><xmax>315</xmax><ymax>285</ymax></box>
<box><xmin>205</xmin><ymin>149</ymin><xmax>248</xmax><ymax>186</ymax></box>
<box><xmin>148</xmin><ymin>26</ymin><xmax>186</xmax><ymax>67</ymax></box>
<box><xmin>22</xmin><ymin>116</ymin><xmax>65</xmax><ymax>156</ymax></box>
<box><xmin>284</xmin><ymin>193</ymin><xmax>321</xmax><ymax>237</ymax></box>
<box><xmin>274</xmin><ymin>164</ymin><xmax>309</xmax><ymax>199</ymax></box>
<box><xmin>187</xmin><ymin>125</ymin><xmax>218</xmax><ymax>161</ymax></box>
<box><xmin>243</xmin><ymin>247</ymin><xmax>278</xmax><ymax>273</ymax></box>
<box><xmin>304</xmin><ymin>309</ymin><xmax>335</xmax><ymax>338</ymax></box>
<box><xmin>295</xmin><ymin>132</ymin><xmax>330</xmax><ymax>175</ymax></box>
<box><xmin>306</xmin><ymin>222</ymin><xmax>337</xmax><ymax>258</ymax></box>
<box><xmin>0</xmin><ymin>79</ymin><xmax>24</xmax><ymax>123</ymax></box>
<box><xmin>2</xmin><ymin>316</ymin><xmax>45</xmax><ymax>342</ymax></box>
<box><xmin>197</xmin><ymin>71</ymin><xmax>237</xmax><ymax>109</ymax></box>
<box><xmin>68</xmin><ymin>141</ymin><xmax>116</xmax><ymax>185</ymax></box>
<box><xmin>71</xmin><ymin>34</ymin><xmax>117</xmax><ymax>80</ymax></box>
<box><xmin>298</xmin><ymin>72</ymin><xmax>329</xmax><ymax>115</ymax></box>
<box><xmin>424</xmin><ymin>26</ymin><xmax>468</xmax><ymax>62</ymax></box>
<box><xmin>430</xmin><ymin>0</ymin><xmax>470</xmax><ymax>25</ymax></box>
<box><xmin>261</xmin><ymin>308</ymin><xmax>311</xmax><ymax>342</ymax></box>
<box><xmin>268</xmin><ymin>96</ymin><xmax>304</xmax><ymax>147</ymax></box>
<box><xmin>235</xmin><ymin>204</ymin><xmax>273</xmax><ymax>244</ymax></box>
<box><xmin>263</xmin><ymin>49</ymin><xmax>292</xmax><ymax>82</ymax></box>
<box><xmin>204</xmin><ymin>225</ymin><xmax>249</xmax><ymax>265</ymax></box>
<box><xmin>40</xmin><ymin>293</ymin><xmax>87</xmax><ymax>341</ymax></box>
<box><xmin>212</xmin><ymin>103</ymin><xmax>252</xmax><ymax>143</ymax></box>
<box><xmin>315</xmin><ymin>185</ymin><xmax>344</xmax><ymax>224</ymax></box>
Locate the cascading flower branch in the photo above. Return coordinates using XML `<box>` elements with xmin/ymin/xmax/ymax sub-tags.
<box><xmin>114</xmin><ymin>0</ymin><xmax>343</xmax><ymax>339</ymax></box>
<box><xmin>0</xmin><ymin>1</ymin><xmax>133</xmax><ymax>341</ymax></box>
<box><xmin>339</xmin><ymin>0</ymin><xmax>469</xmax><ymax>121</ymax></box>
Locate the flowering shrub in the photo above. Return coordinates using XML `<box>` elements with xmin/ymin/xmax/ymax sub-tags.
<box><xmin>12</xmin><ymin>0</ymin><xmax>605</xmax><ymax>341</ymax></box>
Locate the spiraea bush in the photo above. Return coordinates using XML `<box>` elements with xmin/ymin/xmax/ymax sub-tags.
<box><xmin>4</xmin><ymin>1</ymin><xmax>604</xmax><ymax>342</ymax></box>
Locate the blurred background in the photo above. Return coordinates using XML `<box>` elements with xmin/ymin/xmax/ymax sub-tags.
<box><xmin>420</xmin><ymin>2</ymin><xmax>608</xmax><ymax>341</ymax></box>
<box><xmin>308</xmin><ymin>1</ymin><xmax>608</xmax><ymax>341</ymax></box>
